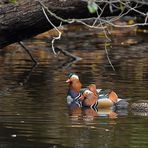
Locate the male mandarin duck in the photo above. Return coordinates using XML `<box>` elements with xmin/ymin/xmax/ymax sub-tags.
<box><xmin>66</xmin><ymin>73</ymin><xmax>83</xmax><ymax>107</ymax></box>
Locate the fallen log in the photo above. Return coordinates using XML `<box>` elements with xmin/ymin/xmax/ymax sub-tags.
<box><xmin>0</xmin><ymin>0</ymin><xmax>97</xmax><ymax>48</ymax></box>
<box><xmin>0</xmin><ymin>0</ymin><xmax>147</xmax><ymax>48</ymax></box>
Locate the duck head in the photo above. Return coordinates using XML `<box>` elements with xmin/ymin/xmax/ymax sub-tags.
<box><xmin>66</xmin><ymin>73</ymin><xmax>82</xmax><ymax>93</ymax></box>
<box><xmin>81</xmin><ymin>89</ymin><xmax>93</xmax><ymax>98</ymax></box>
<box><xmin>66</xmin><ymin>73</ymin><xmax>79</xmax><ymax>83</ymax></box>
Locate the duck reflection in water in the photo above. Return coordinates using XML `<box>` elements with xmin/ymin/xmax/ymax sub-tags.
<box><xmin>83</xmin><ymin>108</ymin><xmax>118</xmax><ymax>121</ymax></box>
<box><xmin>68</xmin><ymin>104</ymin><xmax>118</xmax><ymax>121</ymax></box>
<box><xmin>68</xmin><ymin>103</ymin><xmax>82</xmax><ymax>120</ymax></box>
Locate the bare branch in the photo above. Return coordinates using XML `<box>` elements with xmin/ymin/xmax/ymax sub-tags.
<box><xmin>41</xmin><ymin>6</ymin><xmax>62</xmax><ymax>55</ymax></box>
<box><xmin>104</xmin><ymin>42</ymin><xmax>115</xmax><ymax>71</ymax></box>
<box><xmin>36</xmin><ymin>0</ymin><xmax>148</xmax><ymax>70</ymax></box>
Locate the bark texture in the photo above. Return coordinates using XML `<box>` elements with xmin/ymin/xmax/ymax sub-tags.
<box><xmin>0</xmin><ymin>0</ymin><xmax>92</xmax><ymax>48</ymax></box>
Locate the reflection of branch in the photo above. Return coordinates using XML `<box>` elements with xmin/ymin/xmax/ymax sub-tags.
<box><xmin>0</xmin><ymin>63</ymin><xmax>37</xmax><ymax>96</ymax></box>
<box><xmin>55</xmin><ymin>47</ymin><xmax>82</xmax><ymax>69</ymax></box>
<box><xmin>61</xmin><ymin>58</ymin><xmax>81</xmax><ymax>69</ymax></box>
<box><xmin>19</xmin><ymin>63</ymin><xmax>38</xmax><ymax>86</ymax></box>
<box><xmin>55</xmin><ymin>47</ymin><xmax>82</xmax><ymax>61</ymax></box>
<box><xmin>19</xmin><ymin>41</ymin><xmax>38</xmax><ymax>64</ymax></box>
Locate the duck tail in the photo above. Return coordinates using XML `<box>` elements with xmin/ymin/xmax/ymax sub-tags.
<box><xmin>108</xmin><ymin>91</ymin><xmax>118</xmax><ymax>103</ymax></box>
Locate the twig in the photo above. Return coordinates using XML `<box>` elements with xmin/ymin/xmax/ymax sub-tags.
<box><xmin>37</xmin><ymin>0</ymin><xmax>105</xmax><ymax>29</ymax></box>
<box><xmin>41</xmin><ymin>6</ymin><xmax>62</xmax><ymax>55</ymax></box>
<box><xmin>145</xmin><ymin>12</ymin><xmax>148</xmax><ymax>24</ymax></box>
<box><xmin>92</xmin><ymin>3</ymin><xmax>108</xmax><ymax>26</ymax></box>
<box><xmin>100</xmin><ymin>20</ymin><xmax>111</xmax><ymax>41</ymax></box>
<box><xmin>104</xmin><ymin>42</ymin><xmax>115</xmax><ymax>71</ymax></box>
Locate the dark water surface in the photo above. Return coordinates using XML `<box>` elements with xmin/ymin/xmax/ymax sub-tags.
<box><xmin>0</xmin><ymin>24</ymin><xmax>148</xmax><ymax>148</ymax></box>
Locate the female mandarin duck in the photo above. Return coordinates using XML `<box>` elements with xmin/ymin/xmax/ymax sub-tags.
<box><xmin>66</xmin><ymin>73</ymin><xmax>83</xmax><ymax>107</ymax></box>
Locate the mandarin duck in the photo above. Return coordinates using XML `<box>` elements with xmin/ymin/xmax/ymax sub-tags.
<box><xmin>66</xmin><ymin>73</ymin><xmax>83</xmax><ymax>107</ymax></box>
<box><xmin>82</xmin><ymin>84</ymin><xmax>128</xmax><ymax>109</ymax></box>
<box><xmin>81</xmin><ymin>89</ymin><xmax>98</xmax><ymax>110</ymax></box>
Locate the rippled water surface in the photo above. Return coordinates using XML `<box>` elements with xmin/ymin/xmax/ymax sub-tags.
<box><xmin>0</xmin><ymin>24</ymin><xmax>148</xmax><ymax>148</ymax></box>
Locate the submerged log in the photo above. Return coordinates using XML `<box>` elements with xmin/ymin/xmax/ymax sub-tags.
<box><xmin>0</xmin><ymin>0</ymin><xmax>147</xmax><ymax>48</ymax></box>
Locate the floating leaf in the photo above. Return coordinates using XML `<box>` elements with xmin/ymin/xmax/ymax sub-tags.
<box><xmin>87</xmin><ymin>2</ymin><xmax>98</xmax><ymax>14</ymax></box>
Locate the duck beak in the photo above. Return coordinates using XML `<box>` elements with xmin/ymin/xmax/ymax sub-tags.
<box><xmin>66</xmin><ymin>79</ymin><xmax>71</xmax><ymax>83</ymax></box>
